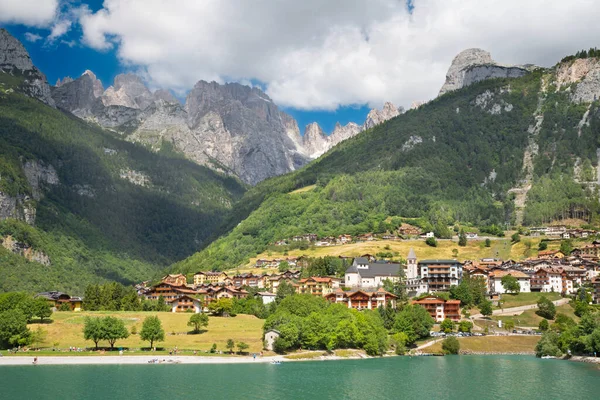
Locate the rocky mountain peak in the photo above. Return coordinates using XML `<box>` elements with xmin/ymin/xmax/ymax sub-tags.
<box><xmin>153</xmin><ymin>88</ymin><xmax>179</xmax><ymax>104</ymax></box>
<box><xmin>302</xmin><ymin>122</ymin><xmax>328</xmax><ymax>158</ymax></box>
<box><xmin>0</xmin><ymin>29</ymin><xmax>55</xmax><ymax>107</ymax></box>
<box><xmin>0</xmin><ymin>28</ymin><xmax>34</xmax><ymax>71</ymax></box>
<box><xmin>364</xmin><ymin>102</ymin><xmax>403</xmax><ymax>129</ymax></box>
<box><xmin>55</xmin><ymin>76</ymin><xmax>74</xmax><ymax>87</ymax></box>
<box><xmin>102</xmin><ymin>73</ymin><xmax>153</xmax><ymax>109</ymax></box>
<box><xmin>439</xmin><ymin>48</ymin><xmax>529</xmax><ymax>96</ymax></box>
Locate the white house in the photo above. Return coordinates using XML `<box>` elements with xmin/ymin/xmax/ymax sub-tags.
<box><xmin>256</xmin><ymin>292</ymin><xmax>276</xmax><ymax>305</ymax></box>
<box><xmin>169</xmin><ymin>295</ymin><xmax>202</xmax><ymax>313</ymax></box>
<box><xmin>264</xmin><ymin>329</ymin><xmax>280</xmax><ymax>351</ymax></box>
<box><xmin>488</xmin><ymin>270</ymin><xmax>531</xmax><ymax>293</ymax></box>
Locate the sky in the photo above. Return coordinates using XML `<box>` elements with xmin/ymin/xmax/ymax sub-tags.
<box><xmin>1</xmin><ymin>0</ymin><xmax>600</xmax><ymax>134</ymax></box>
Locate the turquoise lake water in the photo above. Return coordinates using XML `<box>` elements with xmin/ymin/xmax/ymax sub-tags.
<box><xmin>1</xmin><ymin>356</ymin><xmax>599</xmax><ymax>399</ymax></box>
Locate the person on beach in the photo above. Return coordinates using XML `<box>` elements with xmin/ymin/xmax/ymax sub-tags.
<box><xmin>33</xmin><ymin>357</ymin><xmax>38</xmax><ymax>365</ymax></box>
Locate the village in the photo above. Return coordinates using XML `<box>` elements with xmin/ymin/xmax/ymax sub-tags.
<box><xmin>42</xmin><ymin>223</ymin><xmax>600</xmax><ymax>321</ymax></box>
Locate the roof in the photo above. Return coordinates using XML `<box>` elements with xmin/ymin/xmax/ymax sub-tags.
<box><xmin>418</xmin><ymin>259</ymin><xmax>462</xmax><ymax>265</ymax></box>
<box><xmin>407</xmin><ymin>248</ymin><xmax>416</xmax><ymax>260</ymax></box>
<box><xmin>353</xmin><ymin>257</ymin><xmax>370</xmax><ymax>265</ymax></box>
<box><xmin>36</xmin><ymin>291</ymin><xmax>72</xmax><ymax>301</ymax></box>
<box><xmin>489</xmin><ymin>270</ymin><xmax>530</xmax><ymax>279</ymax></box>
<box><xmin>412</xmin><ymin>296</ymin><xmax>460</xmax><ymax>305</ymax></box>
<box><xmin>346</xmin><ymin>261</ymin><xmax>403</xmax><ymax>278</ymax></box>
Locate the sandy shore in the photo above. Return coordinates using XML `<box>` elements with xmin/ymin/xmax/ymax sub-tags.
<box><xmin>0</xmin><ymin>355</ymin><xmax>287</xmax><ymax>366</ymax></box>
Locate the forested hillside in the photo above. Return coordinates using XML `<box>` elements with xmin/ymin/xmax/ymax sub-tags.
<box><xmin>177</xmin><ymin>58</ymin><xmax>600</xmax><ymax>272</ymax></box>
<box><xmin>0</xmin><ymin>73</ymin><xmax>245</xmax><ymax>293</ymax></box>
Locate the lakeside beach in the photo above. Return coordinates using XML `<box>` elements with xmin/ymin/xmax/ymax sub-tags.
<box><xmin>0</xmin><ymin>354</ymin><xmax>287</xmax><ymax>366</ymax></box>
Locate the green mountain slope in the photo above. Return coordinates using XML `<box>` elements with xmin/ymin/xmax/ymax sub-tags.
<box><xmin>0</xmin><ymin>74</ymin><xmax>245</xmax><ymax>293</ymax></box>
<box><xmin>176</xmin><ymin>58</ymin><xmax>600</xmax><ymax>272</ymax></box>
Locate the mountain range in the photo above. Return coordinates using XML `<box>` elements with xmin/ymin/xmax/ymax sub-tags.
<box><xmin>51</xmin><ymin>65</ymin><xmax>404</xmax><ymax>185</ymax></box>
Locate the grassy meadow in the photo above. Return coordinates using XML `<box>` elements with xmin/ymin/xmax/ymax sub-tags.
<box><xmin>497</xmin><ymin>292</ymin><xmax>562</xmax><ymax>309</ymax></box>
<box><xmin>241</xmin><ymin>237</ymin><xmax>551</xmax><ymax>270</ymax></box>
<box><xmin>492</xmin><ymin>304</ymin><xmax>579</xmax><ymax>328</ymax></box>
<box><xmin>27</xmin><ymin>311</ymin><xmax>265</xmax><ymax>354</ymax></box>
<box><xmin>426</xmin><ymin>335</ymin><xmax>540</xmax><ymax>354</ymax></box>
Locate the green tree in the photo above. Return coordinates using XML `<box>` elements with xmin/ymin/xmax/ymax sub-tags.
<box><xmin>536</xmin><ymin>296</ymin><xmax>556</xmax><ymax>320</ymax></box>
<box><xmin>440</xmin><ymin>318</ymin><xmax>454</xmax><ymax>333</ymax></box>
<box><xmin>425</xmin><ymin>237</ymin><xmax>437</xmax><ymax>247</ymax></box>
<box><xmin>538</xmin><ymin>241</ymin><xmax>548</xmax><ymax>251</ymax></box>
<box><xmin>278</xmin><ymin>261</ymin><xmax>290</xmax><ymax>273</ymax></box>
<box><xmin>539</xmin><ymin>319</ymin><xmax>549</xmax><ymax>331</ymax></box>
<box><xmin>58</xmin><ymin>302</ymin><xmax>72</xmax><ymax>312</ymax></box>
<box><xmin>560</xmin><ymin>240</ymin><xmax>573</xmax><ymax>255</ymax></box>
<box><xmin>442</xmin><ymin>336</ymin><xmax>460</xmax><ymax>354</ymax></box>
<box><xmin>501</xmin><ymin>275</ymin><xmax>521</xmax><ymax>294</ymax></box>
<box><xmin>390</xmin><ymin>332</ymin><xmax>409</xmax><ymax>355</ymax></box>
<box><xmin>140</xmin><ymin>316</ymin><xmax>165</xmax><ymax>348</ymax></box>
<box><xmin>485</xmin><ymin>238</ymin><xmax>491</xmax><ymax>247</ymax></box>
<box><xmin>276</xmin><ymin>280</ymin><xmax>297</xmax><ymax>303</ymax></box>
<box><xmin>208</xmin><ymin>298</ymin><xmax>233</xmax><ymax>316</ymax></box>
<box><xmin>226</xmin><ymin>339</ymin><xmax>235</xmax><ymax>353</ymax></box>
<box><xmin>535</xmin><ymin>331</ymin><xmax>562</xmax><ymax>357</ymax></box>
<box><xmin>458</xmin><ymin>321</ymin><xmax>473</xmax><ymax>333</ymax></box>
<box><xmin>83</xmin><ymin>317</ymin><xmax>104</xmax><ymax>350</ymax></box>
<box><xmin>101</xmin><ymin>316</ymin><xmax>129</xmax><ymax>350</ymax></box>
<box><xmin>237</xmin><ymin>342</ymin><xmax>250</xmax><ymax>354</ymax></box>
<box><xmin>511</xmin><ymin>232</ymin><xmax>521</xmax><ymax>243</ymax></box>
<box><xmin>458</xmin><ymin>229</ymin><xmax>467</xmax><ymax>246</ymax></box>
<box><xmin>0</xmin><ymin>309</ymin><xmax>31</xmax><ymax>348</ymax></box>
<box><xmin>479</xmin><ymin>300</ymin><xmax>493</xmax><ymax>317</ymax></box>
<box><xmin>504</xmin><ymin>320</ymin><xmax>515</xmax><ymax>331</ymax></box>
<box><xmin>32</xmin><ymin>297</ymin><xmax>52</xmax><ymax>323</ymax></box>
<box><xmin>393</xmin><ymin>305</ymin><xmax>434</xmax><ymax>344</ymax></box>
<box><xmin>188</xmin><ymin>313</ymin><xmax>209</xmax><ymax>333</ymax></box>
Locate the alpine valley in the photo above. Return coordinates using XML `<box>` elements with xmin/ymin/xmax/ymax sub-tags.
<box><xmin>1</xmin><ymin>28</ymin><xmax>600</xmax><ymax>290</ymax></box>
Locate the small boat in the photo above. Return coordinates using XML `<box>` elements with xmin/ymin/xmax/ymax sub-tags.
<box><xmin>271</xmin><ymin>361</ymin><xmax>282</xmax><ymax>365</ymax></box>
<box><xmin>541</xmin><ymin>355</ymin><xmax>556</xmax><ymax>359</ymax></box>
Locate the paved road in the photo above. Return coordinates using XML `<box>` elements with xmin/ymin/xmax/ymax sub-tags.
<box><xmin>471</xmin><ymin>298</ymin><xmax>570</xmax><ymax>319</ymax></box>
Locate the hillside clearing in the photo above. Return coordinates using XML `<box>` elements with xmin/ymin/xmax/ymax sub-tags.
<box><xmin>245</xmin><ymin>238</ymin><xmax>547</xmax><ymax>268</ymax></box>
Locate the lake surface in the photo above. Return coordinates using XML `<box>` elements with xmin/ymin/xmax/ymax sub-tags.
<box><xmin>1</xmin><ymin>356</ymin><xmax>599</xmax><ymax>399</ymax></box>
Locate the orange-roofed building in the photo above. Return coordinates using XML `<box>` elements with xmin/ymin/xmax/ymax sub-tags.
<box><xmin>296</xmin><ymin>276</ymin><xmax>341</xmax><ymax>296</ymax></box>
<box><xmin>161</xmin><ymin>274</ymin><xmax>188</xmax><ymax>286</ymax></box>
<box><xmin>324</xmin><ymin>287</ymin><xmax>397</xmax><ymax>309</ymax></box>
<box><xmin>412</xmin><ymin>296</ymin><xmax>461</xmax><ymax>322</ymax></box>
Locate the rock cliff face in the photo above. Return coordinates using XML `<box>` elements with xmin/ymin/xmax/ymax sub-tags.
<box><xmin>0</xmin><ymin>29</ymin><xmax>55</xmax><ymax>107</ymax></box>
<box><xmin>439</xmin><ymin>48</ymin><xmax>530</xmax><ymax>96</ymax></box>
<box><xmin>556</xmin><ymin>58</ymin><xmax>600</xmax><ymax>103</ymax></box>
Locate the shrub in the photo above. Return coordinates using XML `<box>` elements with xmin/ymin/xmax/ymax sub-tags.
<box><xmin>442</xmin><ymin>337</ymin><xmax>460</xmax><ymax>354</ymax></box>
<box><xmin>425</xmin><ymin>237</ymin><xmax>437</xmax><ymax>247</ymax></box>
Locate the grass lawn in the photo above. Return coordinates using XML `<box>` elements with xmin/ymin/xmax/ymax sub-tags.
<box><xmin>426</xmin><ymin>335</ymin><xmax>540</xmax><ymax>354</ymax></box>
<box><xmin>497</xmin><ymin>292</ymin><xmax>562</xmax><ymax>309</ymax></box>
<box><xmin>492</xmin><ymin>304</ymin><xmax>579</xmax><ymax>328</ymax></box>
<box><xmin>243</xmin><ymin>238</ymin><xmax>545</xmax><ymax>269</ymax></box>
<box><xmin>28</xmin><ymin>311</ymin><xmax>265</xmax><ymax>353</ymax></box>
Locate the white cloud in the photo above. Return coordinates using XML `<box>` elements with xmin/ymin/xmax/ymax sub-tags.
<box><xmin>24</xmin><ymin>32</ymin><xmax>42</xmax><ymax>42</ymax></box>
<box><xmin>47</xmin><ymin>19</ymin><xmax>71</xmax><ymax>41</ymax></box>
<box><xmin>77</xmin><ymin>0</ymin><xmax>600</xmax><ymax>110</ymax></box>
<box><xmin>0</xmin><ymin>0</ymin><xmax>58</xmax><ymax>27</ymax></box>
